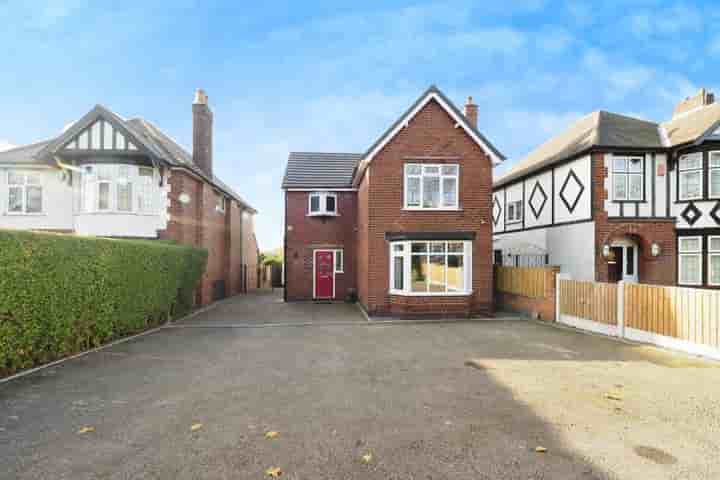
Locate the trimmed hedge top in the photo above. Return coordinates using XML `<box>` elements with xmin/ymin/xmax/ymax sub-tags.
<box><xmin>0</xmin><ymin>229</ymin><xmax>207</xmax><ymax>376</ymax></box>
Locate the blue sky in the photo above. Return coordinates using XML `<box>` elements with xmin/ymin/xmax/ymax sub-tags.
<box><xmin>1</xmin><ymin>1</ymin><xmax>718</xmax><ymax>249</ymax></box>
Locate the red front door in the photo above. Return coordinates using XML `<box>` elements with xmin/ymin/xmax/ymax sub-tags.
<box><xmin>315</xmin><ymin>251</ymin><xmax>334</xmax><ymax>299</ymax></box>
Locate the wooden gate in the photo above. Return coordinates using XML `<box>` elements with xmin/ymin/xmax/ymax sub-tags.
<box><xmin>558</xmin><ymin>279</ymin><xmax>619</xmax><ymax>336</ymax></box>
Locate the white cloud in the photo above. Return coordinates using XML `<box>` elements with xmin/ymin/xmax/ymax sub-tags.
<box><xmin>0</xmin><ymin>139</ymin><xmax>16</xmax><ymax>152</ymax></box>
<box><xmin>582</xmin><ymin>49</ymin><xmax>655</xmax><ymax>100</ymax></box>
<box><xmin>449</xmin><ymin>28</ymin><xmax>527</xmax><ymax>55</ymax></box>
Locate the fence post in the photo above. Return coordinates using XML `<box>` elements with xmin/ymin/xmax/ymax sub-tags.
<box><xmin>617</xmin><ymin>281</ymin><xmax>625</xmax><ymax>338</ymax></box>
<box><xmin>555</xmin><ymin>273</ymin><xmax>571</xmax><ymax>323</ymax></box>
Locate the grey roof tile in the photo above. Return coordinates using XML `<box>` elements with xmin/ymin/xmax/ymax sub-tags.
<box><xmin>0</xmin><ymin>140</ymin><xmax>53</xmax><ymax>164</ymax></box>
<box><xmin>282</xmin><ymin>152</ymin><xmax>362</xmax><ymax>189</ymax></box>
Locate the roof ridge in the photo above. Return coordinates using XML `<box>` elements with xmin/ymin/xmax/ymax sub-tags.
<box><xmin>599</xmin><ymin>109</ymin><xmax>659</xmax><ymax>126</ymax></box>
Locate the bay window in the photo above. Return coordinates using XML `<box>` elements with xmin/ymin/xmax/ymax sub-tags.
<box><xmin>612</xmin><ymin>156</ymin><xmax>643</xmax><ymax>201</ymax></box>
<box><xmin>389</xmin><ymin>240</ymin><xmax>471</xmax><ymax>295</ymax></box>
<box><xmin>404</xmin><ymin>164</ymin><xmax>459</xmax><ymax>209</ymax></box>
<box><xmin>709</xmin><ymin>237</ymin><xmax>720</xmax><ymax>286</ymax></box>
<box><xmin>710</xmin><ymin>152</ymin><xmax>720</xmax><ymax>198</ymax></box>
<box><xmin>678</xmin><ymin>237</ymin><xmax>702</xmax><ymax>286</ymax></box>
<box><xmin>6</xmin><ymin>171</ymin><xmax>43</xmax><ymax>214</ymax></box>
<box><xmin>308</xmin><ymin>192</ymin><xmax>337</xmax><ymax>215</ymax></box>
<box><xmin>82</xmin><ymin>164</ymin><xmax>156</xmax><ymax>214</ymax></box>
<box><xmin>678</xmin><ymin>153</ymin><xmax>703</xmax><ymax>201</ymax></box>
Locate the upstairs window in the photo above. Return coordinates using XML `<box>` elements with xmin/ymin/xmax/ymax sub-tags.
<box><xmin>506</xmin><ymin>200</ymin><xmax>523</xmax><ymax>224</ymax></box>
<box><xmin>678</xmin><ymin>153</ymin><xmax>703</xmax><ymax>201</ymax></box>
<box><xmin>678</xmin><ymin>237</ymin><xmax>702</xmax><ymax>286</ymax></box>
<box><xmin>215</xmin><ymin>192</ymin><xmax>226</xmax><ymax>213</ymax></box>
<box><xmin>82</xmin><ymin>164</ymin><xmax>156</xmax><ymax>214</ymax></box>
<box><xmin>404</xmin><ymin>164</ymin><xmax>459</xmax><ymax>209</ymax></box>
<box><xmin>710</xmin><ymin>236</ymin><xmax>720</xmax><ymax>286</ymax></box>
<box><xmin>710</xmin><ymin>152</ymin><xmax>720</xmax><ymax>199</ymax></box>
<box><xmin>7</xmin><ymin>171</ymin><xmax>43</xmax><ymax>214</ymax></box>
<box><xmin>308</xmin><ymin>192</ymin><xmax>337</xmax><ymax>216</ymax></box>
<box><xmin>612</xmin><ymin>156</ymin><xmax>644</xmax><ymax>201</ymax></box>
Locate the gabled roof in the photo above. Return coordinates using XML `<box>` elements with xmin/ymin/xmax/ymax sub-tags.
<box><xmin>661</xmin><ymin>102</ymin><xmax>720</xmax><ymax>147</ymax></box>
<box><xmin>0</xmin><ymin>140</ymin><xmax>53</xmax><ymax>165</ymax></box>
<box><xmin>353</xmin><ymin>85</ymin><xmax>506</xmax><ymax>187</ymax></box>
<box><xmin>282</xmin><ymin>152</ymin><xmax>362</xmax><ymax>189</ymax></box>
<box><xmin>494</xmin><ymin>111</ymin><xmax>663</xmax><ymax>188</ymax></box>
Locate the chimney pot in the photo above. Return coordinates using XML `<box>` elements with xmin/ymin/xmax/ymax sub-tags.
<box><xmin>194</xmin><ymin>89</ymin><xmax>208</xmax><ymax>105</ymax></box>
<box><xmin>464</xmin><ymin>96</ymin><xmax>478</xmax><ymax>128</ymax></box>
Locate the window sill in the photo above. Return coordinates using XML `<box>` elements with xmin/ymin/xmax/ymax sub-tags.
<box><xmin>612</xmin><ymin>199</ymin><xmax>645</xmax><ymax>203</ymax></box>
<box><xmin>506</xmin><ymin>220</ymin><xmax>522</xmax><ymax>225</ymax></box>
<box><xmin>402</xmin><ymin>207</ymin><xmax>462</xmax><ymax>212</ymax></box>
<box><xmin>307</xmin><ymin>212</ymin><xmax>339</xmax><ymax>217</ymax></box>
<box><xmin>389</xmin><ymin>290</ymin><xmax>473</xmax><ymax>297</ymax></box>
<box><xmin>4</xmin><ymin>212</ymin><xmax>46</xmax><ymax>216</ymax></box>
<box><xmin>75</xmin><ymin>211</ymin><xmax>158</xmax><ymax>217</ymax></box>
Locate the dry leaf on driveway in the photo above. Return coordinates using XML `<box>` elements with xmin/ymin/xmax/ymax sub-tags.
<box><xmin>604</xmin><ymin>393</ymin><xmax>622</xmax><ymax>401</ymax></box>
<box><xmin>265</xmin><ymin>466</ymin><xmax>282</xmax><ymax>477</ymax></box>
<box><xmin>361</xmin><ymin>453</ymin><xmax>373</xmax><ymax>463</ymax></box>
<box><xmin>190</xmin><ymin>423</ymin><xmax>203</xmax><ymax>432</ymax></box>
<box><xmin>535</xmin><ymin>446</ymin><xmax>547</xmax><ymax>453</ymax></box>
<box><xmin>77</xmin><ymin>426</ymin><xmax>95</xmax><ymax>434</ymax></box>
<box><xmin>265</xmin><ymin>430</ymin><xmax>279</xmax><ymax>439</ymax></box>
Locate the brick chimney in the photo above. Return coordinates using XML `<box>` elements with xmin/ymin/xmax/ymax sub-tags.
<box><xmin>672</xmin><ymin>88</ymin><xmax>715</xmax><ymax>118</ymax></box>
<box><xmin>464</xmin><ymin>96</ymin><xmax>478</xmax><ymax>128</ymax></box>
<box><xmin>192</xmin><ymin>89</ymin><xmax>213</xmax><ymax>176</ymax></box>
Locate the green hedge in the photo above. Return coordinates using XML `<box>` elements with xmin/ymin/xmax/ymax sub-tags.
<box><xmin>0</xmin><ymin>230</ymin><xmax>207</xmax><ymax>376</ymax></box>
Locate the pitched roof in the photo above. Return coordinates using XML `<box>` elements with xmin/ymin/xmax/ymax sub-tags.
<box><xmin>0</xmin><ymin>140</ymin><xmax>53</xmax><ymax>164</ymax></box>
<box><xmin>352</xmin><ymin>85</ymin><xmax>506</xmax><ymax>187</ymax></box>
<box><xmin>282</xmin><ymin>152</ymin><xmax>362</xmax><ymax>189</ymax></box>
<box><xmin>661</xmin><ymin>102</ymin><xmax>720</xmax><ymax>147</ymax></box>
<box><xmin>494</xmin><ymin>111</ymin><xmax>663</xmax><ymax>188</ymax></box>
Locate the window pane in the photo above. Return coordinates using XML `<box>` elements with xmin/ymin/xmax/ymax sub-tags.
<box><xmin>613</xmin><ymin>158</ymin><xmax>627</xmax><ymax>172</ymax></box>
<box><xmin>8</xmin><ymin>187</ymin><xmax>23</xmax><ymax>212</ymax></box>
<box><xmin>8</xmin><ymin>171</ymin><xmax>23</xmax><ymax>185</ymax></box>
<box><xmin>310</xmin><ymin>195</ymin><xmax>320</xmax><ymax>212</ymax></box>
<box><xmin>117</xmin><ymin>183</ymin><xmax>132</xmax><ymax>211</ymax></box>
<box><xmin>411</xmin><ymin>255</ymin><xmax>428</xmax><ymax>292</ymax></box>
<box><xmin>97</xmin><ymin>165</ymin><xmax>113</xmax><ymax>181</ymax></box>
<box><xmin>626</xmin><ymin>246</ymin><xmax>634</xmax><ymax>276</ymax></box>
<box><xmin>680</xmin><ymin>171</ymin><xmax>701</xmax><ymax>199</ymax></box>
<box><xmin>407</xmin><ymin>177</ymin><xmax>421</xmax><ymax>206</ymax></box>
<box><xmin>710</xmin><ymin>152</ymin><xmax>720</xmax><ymax>168</ymax></box>
<box><xmin>26</xmin><ymin>186</ymin><xmax>42</xmax><ymax>213</ymax></box>
<box><xmin>430</xmin><ymin>242</ymin><xmax>445</xmax><ymax>253</ymax></box>
<box><xmin>139</xmin><ymin>167</ymin><xmax>153</xmax><ymax>177</ymax></box>
<box><xmin>411</xmin><ymin>242</ymin><xmax>427</xmax><ymax>253</ymax></box>
<box><xmin>447</xmin><ymin>254</ymin><xmax>464</xmax><ymax>292</ymax></box>
<box><xmin>98</xmin><ymin>183</ymin><xmax>110</xmax><ymax>210</ymax></box>
<box><xmin>448</xmin><ymin>242</ymin><xmax>464</xmax><ymax>253</ymax></box>
<box><xmin>393</xmin><ymin>256</ymin><xmax>404</xmax><ymax>290</ymax></box>
<box><xmin>326</xmin><ymin>195</ymin><xmax>336</xmax><ymax>212</ymax></box>
<box><xmin>118</xmin><ymin>165</ymin><xmax>130</xmax><ymax>179</ymax></box>
<box><xmin>711</xmin><ymin>170</ymin><xmax>720</xmax><ymax>197</ymax></box>
<box><xmin>629</xmin><ymin>174</ymin><xmax>643</xmax><ymax>200</ymax></box>
<box><xmin>710</xmin><ymin>255</ymin><xmax>720</xmax><ymax>285</ymax></box>
<box><xmin>422</xmin><ymin>176</ymin><xmax>440</xmax><ymax>208</ymax></box>
<box><xmin>628</xmin><ymin>158</ymin><xmax>643</xmax><ymax>172</ymax></box>
<box><xmin>335</xmin><ymin>251</ymin><xmax>343</xmax><ymax>271</ymax></box>
<box><xmin>392</xmin><ymin>243</ymin><xmax>404</xmax><ymax>253</ymax></box>
<box><xmin>710</xmin><ymin>237</ymin><xmax>720</xmax><ymax>252</ymax></box>
<box><xmin>423</xmin><ymin>166</ymin><xmax>440</xmax><ymax>175</ymax></box>
<box><xmin>25</xmin><ymin>173</ymin><xmax>41</xmax><ymax>185</ymax></box>
<box><xmin>680</xmin><ymin>255</ymin><xmax>700</xmax><ymax>284</ymax></box>
<box><xmin>680</xmin><ymin>154</ymin><xmax>702</xmax><ymax>170</ymax></box>
<box><xmin>428</xmin><ymin>255</ymin><xmax>445</xmax><ymax>292</ymax></box>
<box><xmin>613</xmin><ymin>174</ymin><xmax>627</xmax><ymax>200</ymax></box>
<box><xmin>442</xmin><ymin>177</ymin><xmax>457</xmax><ymax>207</ymax></box>
<box><xmin>441</xmin><ymin>165</ymin><xmax>458</xmax><ymax>176</ymax></box>
<box><xmin>406</xmin><ymin>164</ymin><xmax>421</xmax><ymax>175</ymax></box>
<box><xmin>679</xmin><ymin>238</ymin><xmax>701</xmax><ymax>252</ymax></box>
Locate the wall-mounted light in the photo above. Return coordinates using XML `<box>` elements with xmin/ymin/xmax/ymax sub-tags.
<box><xmin>178</xmin><ymin>193</ymin><xmax>191</xmax><ymax>205</ymax></box>
<box><xmin>602</xmin><ymin>244</ymin><xmax>611</xmax><ymax>258</ymax></box>
<box><xmin>651</xmin><ymin>242</ymin><xmax>661</xmax><ymax>257</ymax></box>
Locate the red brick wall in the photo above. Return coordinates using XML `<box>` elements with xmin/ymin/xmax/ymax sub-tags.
<box><xmin>591</xmin><ymin>152</ymin><xmax>677</xmax><ymax>285</ymax></box>
<box><xmin>285</xmin><ymin>191</ymin><xmax>357</xmax><ymax>301</ymax></box>
<box><xmin>159</xmin><ymin>168</ymin><xmax>255</xmax><ymax>306</ymax></box>
<box><xmin>358</xmin><ymin>98</ymin><xmax>494</xmax><ymax>316</ymax></box>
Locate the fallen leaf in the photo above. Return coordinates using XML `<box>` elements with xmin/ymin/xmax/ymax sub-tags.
<box><xmin>265</xmin><ymin>466</ymin><xmax>282</xmax><ymax>477</ymax></box>
<box><xmin>190</xmin><ymin>423</ymin><xmax>203</xmax><ymax>432</ymax></box>
<box><xmin>362</xmin><ymin>453</ymin><xmax>373</xmax><ymax>464</ymax></box>
<box><xmin>605</xmin><ymin>393</ymin><xmax>622</xmax><ymax>401</ymax></box>
<box><xmin>535</xmin><ymin>446</ymin><xmax>547</xmax><ymax>453</ymax></box>
<box><xmin>77</xmin><ymin>426</ymin><xmax>95</xmax><ymax>434</ymax></box>
<box><xmin>265</xmin><ymin>430</ymin><xmax>279</xmax><ymax>439</ymax></box>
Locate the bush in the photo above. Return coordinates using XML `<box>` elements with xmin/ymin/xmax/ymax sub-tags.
<box><xmin>0</xmin><ymin>230</ymin><xmax>207</xmax><ymax>376</ymax></box>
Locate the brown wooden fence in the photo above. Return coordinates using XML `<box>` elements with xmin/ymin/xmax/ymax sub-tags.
<box><xmin>625</xmin><ymin>284</ymin><xmax>720</xmax><ymax>349</ymax></box>
<box><xmin>495</xmin><ymin>266</ymin><xmax>555</xmax><ymax>299</ymax></box>
<box><xmin>559</xmin><ymin>280</ymin><xmax>618</xmax><ymax>326</ymax></box>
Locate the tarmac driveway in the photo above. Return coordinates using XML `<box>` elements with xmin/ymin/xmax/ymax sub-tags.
<box><xmin>2</xmin><ymin>291</ymin><xmax>720</xmax><ymax>479</ymax></box>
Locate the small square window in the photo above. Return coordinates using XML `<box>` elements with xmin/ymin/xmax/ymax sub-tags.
<box><xmin>326</xmin><ymin>195</ymin><xmax>336</xmax><ymax>213</ymax></box>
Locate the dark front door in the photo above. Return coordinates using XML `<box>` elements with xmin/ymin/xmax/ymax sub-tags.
<box><xmin>314</xmin><ymin>251</ymin><xmax>334</xmax><ymax>299</ymax></box>
<box><xmin>608</xmin><ymin>247</ymin><xmax>623</xmax><ymax>283</ymax></box>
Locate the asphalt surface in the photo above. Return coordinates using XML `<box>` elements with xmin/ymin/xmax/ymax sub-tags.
<box><xmin>2</xmin><ymin>290</ymin><xmax>719</xmax><ymax>479</ymax></box>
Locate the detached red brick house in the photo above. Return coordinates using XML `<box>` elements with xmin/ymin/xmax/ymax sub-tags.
<box><xmin>0</xmin><ymin>89</ymin><xmax>258</xmax><ymax>306</ymax></box>
<box><xmin>282</xmin><ymin>86</ymin><xmax>505</xmax><ymax>317</ymax></box>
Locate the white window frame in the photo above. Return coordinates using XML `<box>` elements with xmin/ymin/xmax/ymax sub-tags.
<box><xmin>5</xmin><ymin>170</ymin><xmax>44</xmax><ymax>215</ymax></box>
<box><xmin>334</xmin><ymin>249</ymin><xmax>344</xmax><ymax>273</ymax></box>
<box><xmin>307</xmin><ymin>191</ymin><xmax>338</xmax><ymax>216</ymax></box>
<box><xmin>506</xmin><ymin>200</ymin><xmax>522</xmax><ymax>224</ymax></box>
<box><xmin>678</xmin><ymin>236</ymin><xmax>703</xmax><ymax>286</ymax></box>
<box><xmin>215</xmin><ymin>192</ymin><xmax>226</xmax><ymax>214</ymax></box>
<box><xmin>388</xmin><ymin>240</ymin><xmax>472</xmax><ymax>296</ymax></box>
<box><xmin>709</xmin><ymin>236</ymin><xmax>720</xmax><ymax>286</ymax></box>
<box><xmin>678</xmin><ymin>153</ymin><xmax>703</xmax><ymax>201</ymax></box>
<box><xmin>612</xmin><ymin>156</ymin><xmax>644</xmax><ymax>201</ymax></box>
<box><xmin>709</xmin><ymin>151</ymin><xmax>720</xmax><ymax>199</ymax></box>
<box><xmin>403</xmin><ymin>163</ymin><xmax>459</xmax><ymax>210</ymax></box>
<box><xmin>81</xmin><ymin>164</ymin><xmax>157</xmax><ymax>215</ymax></box>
